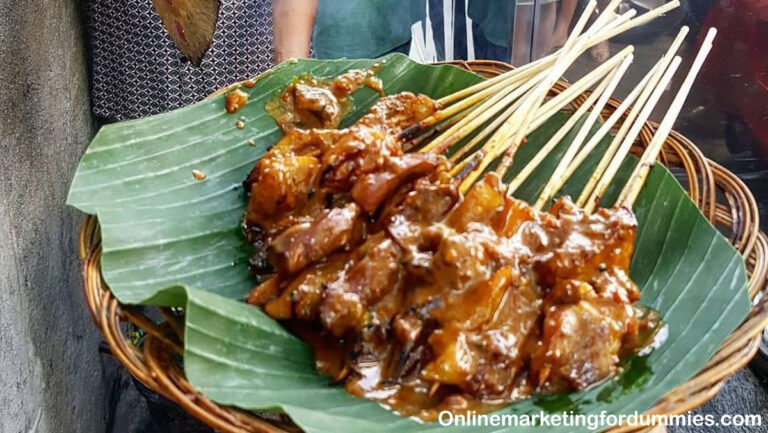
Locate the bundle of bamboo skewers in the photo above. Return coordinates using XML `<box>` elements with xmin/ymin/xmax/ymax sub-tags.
<box><xmin>399</xmin><ymin>0</ymin><xmax>715</xmax><ymax>214</ymax></box>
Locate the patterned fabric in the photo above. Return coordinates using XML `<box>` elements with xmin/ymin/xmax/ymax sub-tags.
<box><xmin>85</xmin><ymin>0</ymin><xmax>274</xmax><ymax>121</ymax></box>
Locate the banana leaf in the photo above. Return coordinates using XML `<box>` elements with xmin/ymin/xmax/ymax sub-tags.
<box><xmin>67</xmin><ymin>53</ymin><xmax>750</xmax><ymax>432</ymax></box>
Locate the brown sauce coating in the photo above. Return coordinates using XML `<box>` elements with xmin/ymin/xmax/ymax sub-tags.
<box><xmin>225</xmin><ymin>89</ymin><xmax>249</xmax><ymax>114</ymax></box>
<box><xmin>266</xmin><ymin>67</ymin><xmax>385</xmax><ymax>132</ymax></box>
<box><xmin>244</xmin><ymin>75</ymin><xmax>661</xmax><ymax>421</ymax></box>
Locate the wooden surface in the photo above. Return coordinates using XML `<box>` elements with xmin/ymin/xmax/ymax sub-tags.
<box><xmin>0</xmin><ymin>1</ymin><xmax>119</xmax><ymax>431</ymax></box>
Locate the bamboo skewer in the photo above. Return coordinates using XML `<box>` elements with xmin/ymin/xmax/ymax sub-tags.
<box><xmin>404</xmin><ymin>1</ymin><xmax>687</xmax><ymax>201</ymax></box>
<box><xmin>525</xmin><ymin>44</ymin><xmax>633</xmax><ymax>134</ymax></box>
<box><xmin>433</xmin><ymin>0</ymin><xmax>651</xmax><ymax>109</ymax></box>
<box><xmin>449</xmin><ymin>97</ymin><xmax>527</xmax><ymax>164</ymax></box>
<box><xmin>422</xmin><ymin>71</ymin><xmax>546</xmax><ymax>154</ymax></box>
<box><xmin>436</xmin><ymin>57</ymin><xmax>546</xmax><ymax>107</ymax></box>
<box><xmin>505</xmin><ymin>90</ymin><xmax>604</xmax><ymax>195</ymax></box>
<box><xmin>455</xmin><ymin>48</ymin><xmax>633</xmax><ymax>186</ymax></box>
<box><xmin>499</xmin><ymin>0</ymin><xmax>606</xmax><ymax>172</ymax></box>
<box><xmin>587</xmin><ymin>0</ymin><xmax>680</xmax><ymax>48</ymax></box>
<box><xmin>547</xmin><ymin>61</ymin><xmax>660</xmax><ymax>197</ymax></box>
<box><xmin>454</xmin><ymin>2</ymin><xmax>645</xmax><ymax>183</ymax></box>
<box><xmin>425</xmin><ymin>0</ymin><xmax>673</xmax><ymax>123</ymax></box>
<box><xmin>450</xmin><ymin>52</ymin><xmax>620</xmax><ymax>180</ymax></box>
<box><xmin>618</xmin><ymin>28</ymin><xmax>717</xmax><ymax>207</ymax></box>
<box><xmin>581</xmin><ymin>55</ymin><xmax>683</xmax><ymax>213</ymax></box>
<box><xmin>573</xmin><ymin>26</ymin><xmax>689</xmax><ymax>208</ymax></box>
<box><xmin>402</xmin><ymin>105</ymin><xmax>473</xmax><ymax>151</ymax></box>
<box><xmin>434</xmin><ymin>6</ymin><xmax>634</xmax><ymax>103</ymax></box>
<box><xmin>451</xmin><ymin>62</ymin><xmax>610</xmax><ymax>178</ymax></box>
<box><xmin>427</xmin><ymin>18</ymin><xmax>702</xmax><ymax>404</ymax></box>
<box><xmin>401</xmin><ymin>63</ymin><xmax>547</xmax><ymax>139</ymax></box>
<box><xmin>455</xmin><ymin>46</ymin><xmax>634</xmax><ymax>191</ymax></box>
<box><xmin>500</xmin><ymin>1</ymin><xmax>634</xmax><ymax>157</ymax></box>
<box><xmin>527</xmin><ymin>55</ymin><xmax>633</xmax><ymax>207</ymax></box>
<box><xmin>409</xmin><ymin>4</ymin><xmax>642</xmax><ymax>145</ymax></box>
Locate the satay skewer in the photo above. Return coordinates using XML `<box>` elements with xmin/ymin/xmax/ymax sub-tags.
<box><xmin>455</xmin><ymin>46</ymin><xmax>634</xmax><ymax>192</ymax></box>
<box><xmin>244</xmin><ymin>4</ymin><xmax>709</xmax><ymax>409</ymax></box>
<box><xmin>512</xmin><ymin>54</ymin><xmax>631</xmax><ymax>204</ymax></box>
<box><xmin>572</xmin><ymin>26</ymin><xmax>689</xmax><ymax>208</ymax></box>
<box><xmin>618</xmin><ymin>28</ymin><xmax>717</xmax><ymax>208</ymax></box>
<box><xmin>581</xmin><ymin>55</ymin><xmax>682</xmax><ymax>213</ymax></box>
<box><xmin>403</xmin><ymin>3</ymin><xmax>647</xmax><ymax>142</ymax></box>
<box><xmin>529</xmin><ymin>24</ymin><xmax>688</xmax><ymax>209</ymax></box>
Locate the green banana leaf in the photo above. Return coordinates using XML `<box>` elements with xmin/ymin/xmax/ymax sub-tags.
<box><xmin>67</xmin><ymin>53</ymin><xmax>750</xmax><ymax>432</ymax></box>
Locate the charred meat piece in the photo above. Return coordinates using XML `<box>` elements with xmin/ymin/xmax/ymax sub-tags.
<box><xmin>246</xmin><ymin>153</ymin><xmax>321</xmax><ymax>228</ymax></box>
<box><xmin>421</xmin><ymin>324</ymin><xmax>478</xmax><ymax>386</ymax></box>
<box><xmin>357</xmin><ymin>93</ymin><xmax>439</xmax><ymax>132</ymax></box>
<box><xmin>293</xmin><ymin>84</ymin><xmax>344</xmax><ymax>128</ymax></box>
<box><xmin>266</xmin><ymin>68</ymin><xmax>384</xmax><ymax>131</ymax></box>
<box><xmin>320</xmin><ymin>236</ymin><xmax>404</xmax><ymax>336</ymax></box>
<box><xmin>351</xmin><ymin>153</ymin><xmax>446</xmax><ymax>214</ymax></box>
<box><xmin>533</xmin><ymin>299</ymin><xmax>636</xmax><ymax>392</ymax></box>
<box><xmin>421</xmin><ymin>267</ymin><xmax>515</xmax><ymax>385</ymax></box>
<box><xmin>464</xmin><ymin>282</ymin><xmax>541</xmax><ymax>397</ymax></box>
<box><xmin>395</xmin><ymin>178</ymin><xmax>460</xmax><ymax>226</ymax></box>
<box><xmin>320</xmin><ymin>126</ymin><xmax>401</xmax><ymax>191</ymax></box>
<box><xmin>446</xmin><ymin>173</ymin><xmax>506</xmax><ymax>232</ymax></box>
<box><xmin>428</xmin><ymin>227</ymin><xmax>500</xmax><ymax>292</ymax></box>
<box><xmin>268</xmin><ymin>203</ymin><xmax>361</xmax><ymax>275</ymax></box>
<box><xmin>421</xmin><ymin>267</ymin><xmax>541</xmax><ymax>397</ymax></box>
<box><xmin>386</xmin><ymin>180</ymin><xmax>460</xmax><ymax>270</ymax></box>
<box><xmin>537</xmin><ymin>197</ymin><xmax>637</xmax><ymax>286</ymax></box>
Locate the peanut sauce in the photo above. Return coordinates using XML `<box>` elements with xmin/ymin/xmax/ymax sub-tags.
<box><xmin>243</xmin><ymin>78</ymin><xmax>663</xmax><ymax>421</ymax></box>
<box><xmin>266</xmin><ymin>66</ymin><xmax>385</xmax><ymax>132</ymax></box>
<box><xmin>225</xmin><ymin>89</ymin><xmax>249</xmax><ymax>114</ymax></box>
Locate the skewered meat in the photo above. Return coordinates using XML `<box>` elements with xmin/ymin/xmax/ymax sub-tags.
<box><xmin>320</xmin><ymin>235</ymin><xmax>404</xmax><ymax>336</ymax></box>
<box><xmin>243</xmin><ymin>73</ymin><xmax>661</xmax><ymax>421</ymax></box>
<box><xmin>266</xmin><ymin>67</ymin><xmax>384</xmax><ymax>131</ymax></box>
<box><xmin>268</xmin><ymin>203</ymin><xmax>361</xmax><ymax>275</ymax></box>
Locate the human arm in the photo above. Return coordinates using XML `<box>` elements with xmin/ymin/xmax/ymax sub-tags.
<box><xmin>272</xmin><ymin>0</ymin><xmax>319</xmax><ymax>62</ymax></box>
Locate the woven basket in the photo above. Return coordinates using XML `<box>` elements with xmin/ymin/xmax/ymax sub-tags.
<box><xmin>79</xmin><ymin>60</ymin><xmax>768</xmax><ymax>433</ymax></box>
